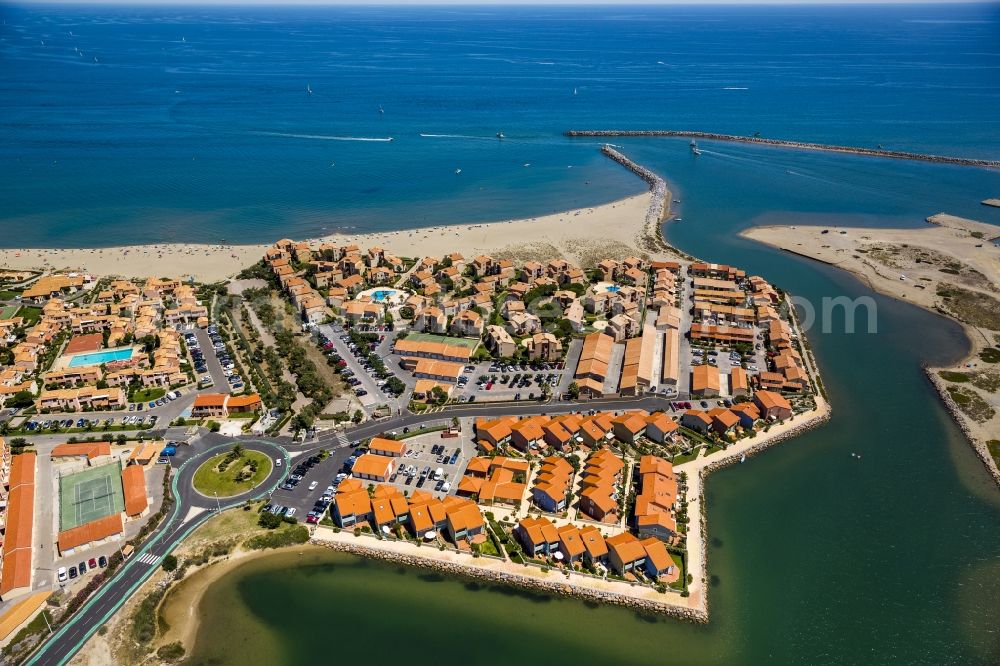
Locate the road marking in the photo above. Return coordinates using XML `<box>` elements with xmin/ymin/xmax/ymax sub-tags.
<box><xmin>137</xmin><ymin>553</ymin><xmax>159</xmax><ymax>565</ymax></box>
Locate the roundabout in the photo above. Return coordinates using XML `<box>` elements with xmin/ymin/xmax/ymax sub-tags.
<box><xmin>192</xmin><ymin>448</ymin><xmax>273</xmax><ymax>498</ymax></box>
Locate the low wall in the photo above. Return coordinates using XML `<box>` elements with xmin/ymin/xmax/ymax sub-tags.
<box><xmin>309</xmin><ymin>537</ymin><xmax>708</xmax><ymax>623</ymax></box>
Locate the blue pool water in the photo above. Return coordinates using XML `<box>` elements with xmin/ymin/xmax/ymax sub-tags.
<box><xmin>371</xmin><ymin>290</ymin><xmax>395</xmax><ymax>303</ymax></box>
<box><xmin>605</xmin><ymin>285</ymin><xmax>621</xmax><ymax>293</ymax></box>
<box><xmin>67</xmin><ymin>347</ymin><xmax>135</xmax><ymax>367</ymax></box>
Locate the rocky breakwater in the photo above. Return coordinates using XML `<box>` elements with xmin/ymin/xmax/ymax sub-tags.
<box><xmin>310</xmin><ymin>536</ymin><xmax>708</xmax><ymax>623</ymax></box>
<box><xmin>574</xmin><ymin>131</ymin><xmax>1000</xmax><ymax>170</ymax></box>
<box><xmin>600</xmin><ymin>145</ymin><xmax>672</xmax><ymax>254</ymax></box>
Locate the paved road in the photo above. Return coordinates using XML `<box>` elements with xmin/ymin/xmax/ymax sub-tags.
<box><xmin>26</xmin><ymin>436</ymin><xmax>288</xmax><ymax>666</ymax></box>
<box><xmin>29</xmin><ymin>392</ymin><xmax>678</xmax><ymax>664</ymax></box>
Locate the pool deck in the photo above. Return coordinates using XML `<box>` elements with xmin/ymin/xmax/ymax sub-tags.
<box><xmin>53</xmin><ymin>345</ymin><xmax>139</xmax><ymax>371</ymax></box>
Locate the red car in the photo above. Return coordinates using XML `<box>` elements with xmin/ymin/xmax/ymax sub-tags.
<box><xmin>306</xmin><ymin>514</ymin><xmax>319</xmax><ymax>524</ymax></box>
<box><xmin>485</xmin><ymin>381</ymin><xmax>494</xmax><ymax>390</ymax></box>
<box><xmin>88</xmin><ymin>558</ymin><xmax>98</xmax><ymax>569</ymax></box>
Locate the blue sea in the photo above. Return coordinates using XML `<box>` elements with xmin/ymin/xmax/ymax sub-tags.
<box><xmin>1</xmin><ymin>3</ymin><xmax>998</xmax><ymax>247</ymax></box>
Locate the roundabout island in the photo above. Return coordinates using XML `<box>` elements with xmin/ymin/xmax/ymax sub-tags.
<box><xmin>192</xmin><ymin>446</ymin><xmax>274</xmax><ymax>498</ymax></box>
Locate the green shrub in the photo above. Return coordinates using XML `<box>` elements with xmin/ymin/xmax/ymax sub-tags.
<box><xmin>244</xmin><ymin>525</ymin><xmax>309</xmax><ymax>550</ymax></box>
<box><xmin>157</xmin><ymin>642</ymin><xmax>186</xmax><ymax>662</ymax></box>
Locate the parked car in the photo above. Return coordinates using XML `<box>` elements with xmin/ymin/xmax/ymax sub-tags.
<box><xmin>57</xmin><ymin>567</ymin><xmax>68</xmax><ymax>582</ymax></box>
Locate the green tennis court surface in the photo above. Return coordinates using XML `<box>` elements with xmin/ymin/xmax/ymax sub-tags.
<box><xmin>59</xmin><ymin>462</ymin><xmax>125</xmax><ymax>531</ymax></box>
<box><xmin>403</xmin><ymin>332</ymin><xmax>480</xmax><ymax>349</ymax></box>
<box><xmin>0</xmin><ymin>305</ymin><xmax>20</xmax><ymax>319</ymax></box>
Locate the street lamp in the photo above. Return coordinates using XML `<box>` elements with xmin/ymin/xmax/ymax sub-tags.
<box><xmin>213</xmin><ymin>490</ymin><xmax>221</xmax><ymax>512</ymax></box>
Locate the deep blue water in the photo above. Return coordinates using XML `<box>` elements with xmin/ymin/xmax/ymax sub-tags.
<box><xmin>1</xmin><ymin>3</ymin><xmax>999</xmax><ymax>247</ymax></box>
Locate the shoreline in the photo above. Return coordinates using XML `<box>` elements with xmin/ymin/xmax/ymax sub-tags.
<box><xmin>0</xmin><ymin>193</ymin><xmax>658</xmax><ymax>284</ymax></box>
<box><xmin>741</xmin><ymin>222</ymin><xmax>1000</xmax><ymax>486</ymax></box>
<box><xmin>155</xmin><ymin>545</ymin><xmax>327</xmax><ymax>653</ymax></box>
<box><xmin>161</xmin><ymin>401</ymin><xmax>832</xmax><ymax>662</ymax></box>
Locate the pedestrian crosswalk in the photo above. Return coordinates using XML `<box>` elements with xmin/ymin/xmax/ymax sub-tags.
<box><xmin>334</xmin><ymin>432</ymin><xmax>349</xmax><ymax>448</ymax></box>
<box><xmin>137</xmin><ymin>552</ymin><xmax>159</xmax><ymax>565</ymax></box>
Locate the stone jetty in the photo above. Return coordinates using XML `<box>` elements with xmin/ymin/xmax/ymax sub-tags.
<box><xmin>569</xmin><ymin>130</ymin><xmax>1000</xmax><ymax>169</ymax></box>
<box><xmin>599</xmin><ymin>144</ymin><xmax>673</xmax><ymax>253</ymax></box>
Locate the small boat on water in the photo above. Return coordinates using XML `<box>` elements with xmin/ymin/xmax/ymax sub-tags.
<box><xmin>496</xmin><ymin>132</ymin><xmax>504</xmax><ymax>139</ymax></box>
<box><xmin>573</xmin><ymin>87</ymin><xmax>578</xmax><ymax>95</ymax></box>
<box><xmin>306</xmin><ymin>84</ymin><xmax>313</xmax><ymax>95</ymax></box>
<box><xmin>379</xmin><ymin>105</ymin><xmax>384</xmax><ymax>114</ymax></box>
<box><xmin>455</xmin><ymin>168</ymin><xmax>462</xmax><ymax>174</ymax></box>
<box><xmin>740</xmin><ymin>454</ymin><xmax>746</xmax><ymax>464</ymax></box>
<box><xmin>690</xmin><ymin>140</ymin><xmax>702</xmax><ymax>156</ymax></box>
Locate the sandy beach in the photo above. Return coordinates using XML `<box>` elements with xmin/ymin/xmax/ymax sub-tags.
<box><xmin>0</xmin><ymin>194</ymin><xmax>657</xmax><ymax>283</ymax></box>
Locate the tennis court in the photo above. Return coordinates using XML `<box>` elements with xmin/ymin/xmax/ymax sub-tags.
<box><xmin>404</xmin><ymin>332</ymin><xmax>480</xmax><ymax>349</ymax></box>
<box><xmin>59</xmin><ymin>462</ymin><xmax>126</xmax><ymax>532</ymax></box>
<box><xmin>0</xmin><ymin>305</ymin><xmax>19</xmax><ymax>320</ymax></box>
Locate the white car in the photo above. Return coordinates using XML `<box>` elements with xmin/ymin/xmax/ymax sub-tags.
<box><xmin>275</xmin><ymin>458</ymin><xmax>282</xmax><ymax>467</ymax></box>
<box><xmin>308</xmin><ymin>481</ymin><xmax>319</xmax><ymax>491</ymax></box>
<box><xmin>57</xmin><ymin>567</ymin><xmax>68</xmax><ymax>582</ymax></box>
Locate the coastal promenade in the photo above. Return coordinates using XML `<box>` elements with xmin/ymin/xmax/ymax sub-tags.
<box><xmin>567</xmin><ymin>130</ymin><xmax>1000</xmax><ymax>169</ymax></box>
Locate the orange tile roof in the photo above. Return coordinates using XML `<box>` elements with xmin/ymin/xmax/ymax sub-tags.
<box><xmin>121</xmin><ymin>465</ymin><xmax>148</xmax><ymax>517</ymax></box>
<box><xmin>556</xmin><ymin>524</ymin><xmax>585</xmax><ymax>557</ymax></box>
<box><xmin>226</xmin><ymin>393</ymin><xmax>262</xmax><ymax>409</ymax></box>
<box><xmin>579</xmin><ymin>525</ymin><xmax>608</xmax><ymax>559</ymax></box>
<box><xmin>442</xmin><ymin>496</ymin><xmax>484</xmax><ymax>534</ymax></box>
<box><xmin>369</xmin><ymin>437</ymin><xmax>406</xmax><ymax>455</ymax></box>
<box><xmin>192</xmin><ymin>393</ymin><xmax>228</xmax><ymax>408</ymax></box>
<box><xmin>606</xmin><ymin>532</ymin><xmax>646</xmax><ymax>563</ymax></box>
<box><xmin>51</xmin><ymin>442</ymin><xmax>111</xmax><ymax>460</ymax></box>
<box><xmin>351</xmin><ymin>453</ymin><xmax>394</xmax><ymax>479</ymax></box>
<box><xmin>519</xmin><ymin>516</ymin><xmax>559</xmax><ymax>545</ymax></box>
<box><xmin>58</xmin><ymin>514</ymin><xmax>123</xmax><ymax>552</ymax></box>
<box><xmin>0</xmin><ymin>454</ymin><xmax>36</xmax><ymax>597</ymax></box>
<box><xmin>334</xmin><ymin>482</ymin><xmax>372</xmax><ymax>518</ymax></box>
<box><xmin>754</xmin><ymin>389</ymin><xmax>792</xmax><ymax>412</ymax></box>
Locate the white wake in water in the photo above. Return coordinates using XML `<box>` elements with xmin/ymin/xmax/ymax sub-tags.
<box><xmin>419</xmin><ymin>133</ymin><xmax>499</xmax><ymax>140</ymax></box>
<box><xmin>255</xmin><ymin>131</ymin><xmax>394</xmax><ymax>142</ymax></box>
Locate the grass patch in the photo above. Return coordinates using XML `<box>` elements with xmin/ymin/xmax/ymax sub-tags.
<box><xmin>193</xmin><ymin>450</ymin><xmax>272</xmax><ymax>497</ymax></box>
<box><xmin>18</xmin><ymin>306</ymin><xmax>41</xmax><ymax>325</ymax></box>
<box><xmin>970</xmin><ymin>371</ymin><xmax>1000</xmax><ymax>393</ymax></box>
<box><xmin>244</xmin><ymin>524</ymin><xmax>309</xmax><ymax>550</ymax></box>
<box><xmin>980</xmin><ymin>348</ymin><xmax>1000</xmax><ymax>363</ymax></box>
<box><xmin>938</xmin><ymin>370</ymin><xmax>971</xmax><ymax>383</ymax></box>
<box><xmin>947</xmin><ymin>386</ymin><xmax>996</xmax><ymax>423</ymax></box>
<box><xmin>128</xmin><ymin>387</ymin><xmax>166</xmax><ymax>403</ymax></box>
<box><xmin>936</xmin><ymin>284</ymin><xmax>1000</xmax><ymax>330</ymax></box>
<box><xmin>987</xmin><ymin>440</ymin><xmax>1000</xmax><ymax>468</ymax></box>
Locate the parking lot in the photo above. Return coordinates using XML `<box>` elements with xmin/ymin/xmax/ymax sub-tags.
<box><xmin>191</xmin><ymin>326</ymin><xmax>242</xmax><ymax>393</ymax></box>
<box><xmin>452</xmin><ymin>361</ymin><xmax>567</xmax><ymax>403</ymax></box>
<box><xmin>317</xmin><ymin>323</ymin><xmax>401</xmax><ymax>411</ymax></box>
<box><xmin>266</xmin><ymin>445</ymin><xmax>355</xmax><ymax>523</ymax></box>
<box><xmin>19</xmin><ymin>388</ymin><xmax>195</xmax><ymax>434</ymax></box>
<box><xmin>263</xmin><ymin>424</ymin><xmax>479</xmax><ymax>525</ymax></box>
<box><xmin>380</xmin><ymin>428</ymin><xmax>477</xmax><ymax>497</ymax></box>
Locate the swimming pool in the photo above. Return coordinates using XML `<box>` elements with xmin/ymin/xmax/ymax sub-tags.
<box><xmin>67</xmin><ymin>347</ymin><xmax>135</xmax><ymax>368</ymax></box>
<box><xmin>371</xmin><ymin>289</ymin><xmax>397</xmax><ymax>302</ymax></box>
<box><xmin>604</xmin><ymin>285</ymin><xmax>621</xmax><ymax>293</ymax></box>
